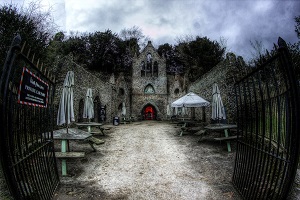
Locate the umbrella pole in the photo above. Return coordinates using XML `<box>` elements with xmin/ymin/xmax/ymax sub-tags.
<box><xmin>66</xmin><ymin>103</ymin><xmax>69</xmax><ymax>134</ymax></box>
<box><xmin>65</xmin><ymin>100</ymin><xmax>70</xmax><ymax>152</ymax></box>
<box><xmin>88</xmin><ymin>118</ymin><xmax>91</xmax><ymax>133</ymax></box>
<box><xmin>62</xmin><ymin>109</ymin><xmax>68</xmax><ymax>175</ymax></box>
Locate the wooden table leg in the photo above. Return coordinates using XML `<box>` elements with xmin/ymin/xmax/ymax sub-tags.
<box><xmin>61</xmin><ymin>140</ymin><xmax>67</xmax><ymax>176</ymax></box>
<box><xmin>224</xmin><ymin>129</ymin><xmax>231</xmax><ymax>152</ymax></box>
<box><xmin>180</xmin><ymin>122</ymin><xmax>187</xmax><ymax>136</ymax></box>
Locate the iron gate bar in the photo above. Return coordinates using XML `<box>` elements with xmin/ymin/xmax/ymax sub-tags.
<box><xmin>0</xmin><ymin>35</ymin><xmax>59</xmax><ymax>200</ymax></box>
<box><xmin>279</xmin><ymin>38</ymin><xmax>300</xmax><ymax>198</ymax></box>
<box><xmin>232</xmin><ymin>37</ymin><xmax>300</xmax><ymax>199</ymax></box>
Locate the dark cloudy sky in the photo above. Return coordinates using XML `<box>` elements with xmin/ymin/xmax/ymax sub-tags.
<box><xmin>4</xmin><ymin>0</ymin><xmax>300</xmax><ymax>60</ymax></box>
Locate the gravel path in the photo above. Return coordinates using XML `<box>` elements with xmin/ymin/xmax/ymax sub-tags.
<box><xmin>53</xmin><ymin>121</ymin><xmax>240</xmax><ymax>200</ymax></box>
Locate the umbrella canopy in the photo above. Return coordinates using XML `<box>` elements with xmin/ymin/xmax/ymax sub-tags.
<box><xmin>57</xmin><ymin>71</ymin><xmax>75</xmax><ymax>126</ymax></box>
<box><xmin>83</xmin><ymin>88</ymin><xmax>94</xmax><ymax>120</ymax></box>
<box><xmin>121</xmin><ymin>102</ymin><xmax>126</xmax><ymax>116</ymax></box>
<box><xmin>211</xmin><ymin>83</ymin><xmax>226</xmax><ymax>121</ymax></box>
<box><xmin>171</xmin><ymin>92</ymin><xmax>210</xmax><ymax>108</ymax></box>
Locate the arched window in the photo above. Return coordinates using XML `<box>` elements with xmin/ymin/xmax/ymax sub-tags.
<box><xmin>118</xmin><ymin>103</ymin><xmax>123</xmax><ymax>112</ymax></box>
<box><xmin>147</xmin><ymin>53</ymin><xmax>152</xmax><ymax>63</ymax></box>
<box><xmin>119</xmin><ymin>88</ymin><xmax>125</xmax><ymax>96</ymax></box>
<box><xmin>78</xmin><ymin>99</ymin><xmax>84</xmax><ymax>122</ymax></box>
<box><xmin>144</xmin><ymin>84</ymin><xmax>155</xmax><ymax>94</ymax></box>
<box><xmin>94</xmin><ymin>96</ymin><xmax>101</xmax><ymax>122</ymax></box>
<box><xmin>153</xmin><ymin>61</ymin><xmax>158</xmax><ymax>77</ymax></box>
<box><xmin>141</xmin><ymin>61</ymin><xmax>145</xmax><ymax>77</ymax></box>
<box><xmin>146</xmin><ymin>53</ymin><xmax>152</xmax><ymax>77</ymax></box>
<box><xmin>174</xmin><ymin>88</ymin><xmax>179</xmax><ymax>96</ymax></box>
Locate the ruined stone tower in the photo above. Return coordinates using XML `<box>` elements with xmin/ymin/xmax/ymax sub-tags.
<box><xmin>131</xmin><ymin>41</ymin><xmax>168</xmax><ymax>120</ymax></box>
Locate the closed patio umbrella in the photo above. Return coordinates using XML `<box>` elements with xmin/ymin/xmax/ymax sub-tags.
<box><xmin>83</xmin><ymin>88</ymin><xmax>94</xmax><ymax>121</ymax></box>
<box><xmin>57</xmin><ymin>71</ymin><xmax>75</xmax><ymax>133</ymax></box>
<box><xmin>211</xmin><ymin>83</ymin><xmax>226</xmax><ymax>123</ymax></box>
<box><xmin>122</xmin><ymin>102</ymin><xmax>126</xmax><ymax>116</ymax></box>
<box><xmin>166</xmin><ymin>104</ymin><xmax>171</xmax><ymax>116</ymax></box>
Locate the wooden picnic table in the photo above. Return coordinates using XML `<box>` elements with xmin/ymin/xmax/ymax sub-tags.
<box><xmin>52</xmin><ymin>128</ymin><xmax>92</xmax><ymax>176</ymax></box>
<box><xmin>178</xmin><ymin>120</ymin><xmax>198</xmax><ymax>136</ymax></box>
<box><xmin>76</xmin><ymin>122</ymin><xmax>105</xmax><ymax>135</ymax></box>
<box><xmin>204</xmin><ymin>124</ymin><xmax>237</xmax><ymax>152</ymax></box>
<box><xmin>177</xmin><ymin>117</ymin><xmax>192</xmax><ymax>121</ymax></box>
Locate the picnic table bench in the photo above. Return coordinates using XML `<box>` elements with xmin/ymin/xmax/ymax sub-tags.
<box><xmin>176</xmin><ymin>119</ymin><xmax>208</xmax><ymax>136</ymax></box>
<box><xmin>214</xmin><ymin>135</ymin><xmax>238</xmax><ymax>141</ymax></box>
<box><xmin>204</xmin><ymin>124</ymin><xmax>238</xmax><ymax>152</ymax></box>
<box><xmin>55</xmin><ymin>152</ymin><xmax>85</xmax><ymax>159</ymax></box>
<box><xmin>52</xmin><ymin>128</ymin><xmax>92</xmax><ymax>176</ymax></box>
<box><xmin>177</xmin><ymin>120</ymin><xmax>206</xmax><ymax>136</ymax></box>
<box><xmin>76</xmin><ymin>122</ymin><xmax>109</xmax><ymax>136</ymax></box>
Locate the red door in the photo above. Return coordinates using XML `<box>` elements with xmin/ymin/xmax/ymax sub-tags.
<box><xmin>144</xmin><ymin>106</ymin><xmax>155</xmax><ymax>120</ymax></box>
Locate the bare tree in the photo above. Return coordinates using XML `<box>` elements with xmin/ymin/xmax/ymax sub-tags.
<box><xmin>119</xmin><ymin>26</ymin><xmax>150</xmax><ymax>50</ymax></box>
<box><xmin>250</xmin><ymin>40</ymin><xmax>266</xmax><ymax>59</ymax></box>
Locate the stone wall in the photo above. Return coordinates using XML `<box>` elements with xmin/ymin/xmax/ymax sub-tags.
<box><xmin>54</xmin><ymin>56</ymin><xmax>116</xmax><ymax>123</ymax></box>
<box><xmin>188</xmin><ymin>53</ymin><xmax>246</xmax><ymax>123</ymax></box>
<box><xmin>114</xmin><ymin>73</ymin><xmax>131</xmax><ymax>117</ymax></box>
<box><xmin>166</xmin><ymin>74</ymin><xmax>188</xmax><ymax>117</ymax></box>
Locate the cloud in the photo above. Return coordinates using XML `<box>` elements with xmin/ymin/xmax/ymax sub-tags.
<box><xmin>2</xmin><ymin>0</ymin><xmax>299</xmax><ymax>60</ymax></box>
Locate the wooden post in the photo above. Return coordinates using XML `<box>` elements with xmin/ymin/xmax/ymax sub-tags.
<box><xmin>224</xmin><ymin>129</ymin><xmax>231</xmax><ymax>152</ymax></box>
<box><xmin>61</xmin><ymin>140</ymin><xmax>67</xmax><ymax>176</ymax></box>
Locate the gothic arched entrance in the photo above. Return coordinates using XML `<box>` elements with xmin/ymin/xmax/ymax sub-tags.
<box><xmin>142</xmin><ymin>104</ymin><xmax>157</xmax><ymax>120</ymax></box>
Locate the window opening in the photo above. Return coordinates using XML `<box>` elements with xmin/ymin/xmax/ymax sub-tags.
<box><xmin>144</xmin><ymin>84</ymin><xmax>155</xmax><ymax>94</ymax></box>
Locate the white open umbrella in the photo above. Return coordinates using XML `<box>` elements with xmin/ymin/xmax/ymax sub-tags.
<box><xmin>171</xmin><ymin>92</ymin><xmax>210</xmax><ymax>108</ymax></box>
<box><xmin>83</xmin><ymin>88</ymin><xmax>94</xmax><ymax>121</ymax></box>
<box><xmin>211</xmin><ymin>83</ymin><xmax>226</xmax><ymax>123</ymax></box>
<box><xmin>57</xmin><ymin>71</ymin><xmax>75</xmax><ymax>133</ymax></box>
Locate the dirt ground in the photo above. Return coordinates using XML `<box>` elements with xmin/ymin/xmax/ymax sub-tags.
<box><xmin>52</xmin><ymin>120</ymin><xmax>241</xmax><ymax>200</ymax></box>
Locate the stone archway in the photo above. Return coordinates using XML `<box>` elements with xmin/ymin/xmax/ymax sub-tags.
<box><xmin>141</xmin><ymin>103</ymin><xmax>158</xmax><ymax>120</ymax></box>
<box><xmin>78</xmin><ymin>98</ymin><xmax>84</xmax><ymax>122</ymax></box>
<box><xmin>94</xmin><ymin>96</ymin><xmax>101</xmax><ymax>122</ymax></box>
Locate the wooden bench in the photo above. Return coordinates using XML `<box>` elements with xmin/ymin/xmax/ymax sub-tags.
<box><xmin>214</xmin><ymin>135</ymin><xmax>238</xmax><ymax>141</ymax></box>
<box><xmin>55</xmin><ymin>152</ymin><xmax>85</xmax><ymax>159</ymax></box>
<box><xmin>55</xmin><ymin>152</ymin><xmax>85</xmax><ymax>176</ymax></box>
<box><xmin>89</xmin><ymin>127</ymin><xmax>110</xmax><ymax>136</ymax></box>
<box><xmin>89</xmin><ymin>127</ymin><xmax>110</xmax><ymax>135</ymax></box>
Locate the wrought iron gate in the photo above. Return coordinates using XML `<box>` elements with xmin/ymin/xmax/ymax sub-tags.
<box><xmin>0</xmin><ymin>35</ymin><xmax>59</xmax><ymax>199</ymax></box>
<box><xmin>233</xmin><ymin>37</ymin><xmax>300</xmax><ymax>199</ymax></box>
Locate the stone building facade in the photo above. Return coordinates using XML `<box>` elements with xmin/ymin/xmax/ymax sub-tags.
<box><xmin>53</xmin><ymin>42</ymin><xmax>244</xmax><ymax>124</ymax></box>
<box><xmin>131</xmin><ymin>41</ymin><xmax>168</xmax><ymax>120</ymax></box>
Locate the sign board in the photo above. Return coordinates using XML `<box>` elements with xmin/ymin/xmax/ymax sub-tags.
<box><xmin>18</xmin><ymin>67</ymin><xmax>49</xmax><ymax>107</ymax></box>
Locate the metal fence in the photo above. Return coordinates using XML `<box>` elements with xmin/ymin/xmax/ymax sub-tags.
<box><xmin>0</xmin><ymin>35</ymin><xmax>59</xmax><ymax>199</ymax></box>
<box><xmin>232</xmin><ymin>37</ymin><xmax>300</xmax><ymax>199</ymax></box>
